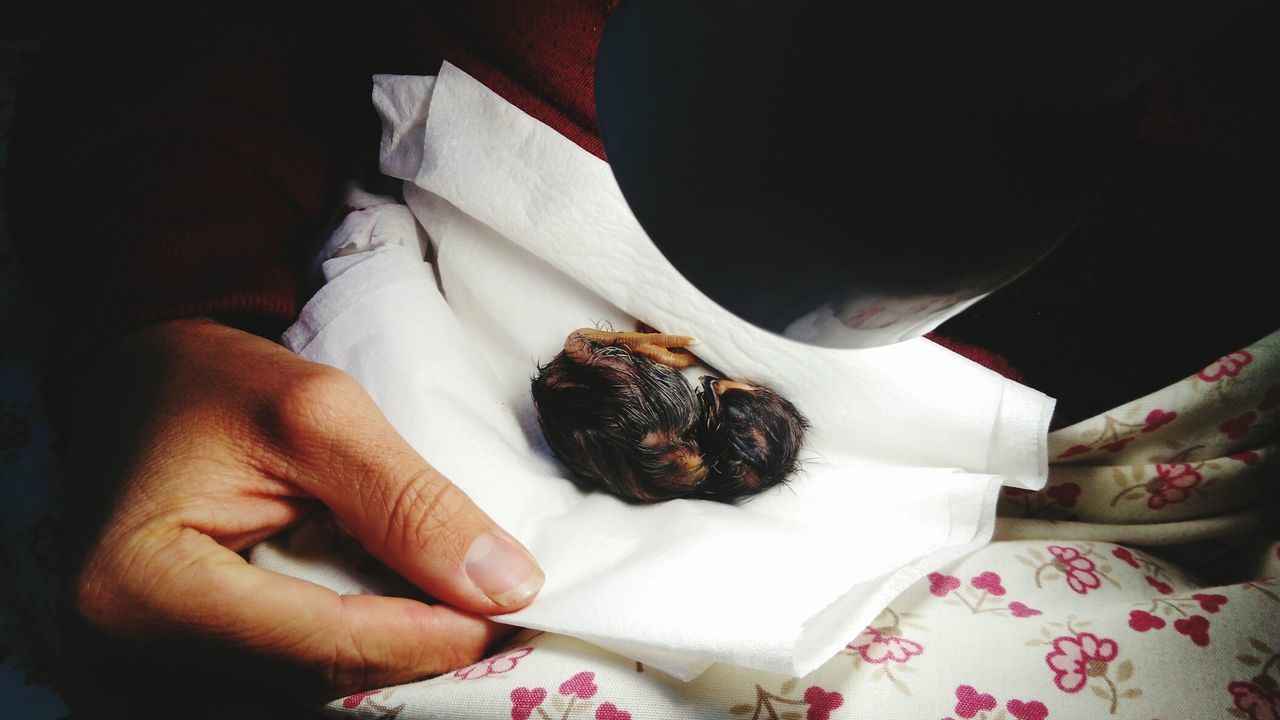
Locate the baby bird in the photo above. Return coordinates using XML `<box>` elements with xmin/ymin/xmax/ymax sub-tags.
<box><xmin>531</xmin><ymin>328</ymin><xmax>808</xmax><ymax>503</ymax></box>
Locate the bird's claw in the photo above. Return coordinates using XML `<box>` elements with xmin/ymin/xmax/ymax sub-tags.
<box><xmin>569</xmin><ymin>328</ymin><xmax>699</xmax><ymax>368</ymax></box>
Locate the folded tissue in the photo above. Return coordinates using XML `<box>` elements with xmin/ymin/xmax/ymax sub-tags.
<box><xmin>250</xmin><ymin>62</ymin><xmax>1054</xmax><ymax>680</ymax></box>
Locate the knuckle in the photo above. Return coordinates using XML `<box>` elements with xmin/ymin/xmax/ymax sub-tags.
<box><xmin>429</xmin><ymin>637</ymin><xmax>484</xmax><ymax>675</ymax></box>
<box><xmin>317</xmin><ymin>607</ymin><xmax>481</xmax><ymax>693</ymax></box>
<box><xmin>269</xmin><ymin>364</ymin><xmax>366</xmax><ymax>445</ymax></box>
<box><xmin>70</xmin><ymin>563</ymin><xmax>116</xmax><ymax>631</ymax></box>
<box><xmin>382</xmin><ymin>468</ymin><xmax>472</xmax><ymax>555</ymax></box>
<box><xmin>68</xmin><ymin>539</ymin><xmax>137</xmax><ymax>629</ymax></box>
<box><xmin>311</xmin><ymin>613</ymin><xmax>403</xmax><ymax>694</ymax></box>
<box><xmin>318</xmin><ymin>632</ymin><xmax>376</xmax><ymax>695</ymax></box>
<box><xmin>67</xmin><ymin>525</ymin><xmax>172</xmax><ymax>636</ymax></box>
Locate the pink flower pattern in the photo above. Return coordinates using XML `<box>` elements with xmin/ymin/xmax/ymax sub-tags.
<box><xmin>454</xmin><ymin>647</ymin><xmax>534</xmax><ymax>680</ymax></box>
<box><xmin>846</xmin><ymin>626</ymin><xmax>923</xmax><ymax>664</ymax></box>
<box><xmin>1128</xmin><ymin>609</ymin><xmax>1165</xmax><ymax>631</ymax></box>
<box><xmin>322</xmin><ymin>536</ymin><xmax>1269</xmax><ymax>720</ymax></box>
<box><xmin>1048</xmin><ymin>545</ymin><xmax>1103</xmax><ymax>594</ymax></box>
<box><xmin>508</xmin><ymin>672</ymin><xmax>630</xmax><ymax>720</ymax></box>
<box><xmin>1058</xmin><ymin>443</ymin><xmax>1092</xmax><ymax>459</ymax></box>
<box><xmin>947</xmin><ymin>685</ymin><xmax>1050</xmax><ymax>720</ymax></box>
<box><xmin>729</xmin><ymin>681</ymin><xmax>844</xmax><ymax>720</ymax></box>
<box><xmin>1045</xmin><ymin>482</ymin><xmax>1081</xmax><ymax>508</ymax></box>
<box><xmin>1198</xmin><ymin>350</ymin><xmax>1253</xmax><ymax>381</ymax></box>
<box><xmin>1101</xmin><ymin>437</ymin><xmax>1134</xmax><ymax>452</ymax></box>
<box><xmin>1128</xmin><ymin>591</ymin><xmax>1230</xmax><ymax>647</ymax></box>
<box><xmin>1112</xmin><ymin>547</ymin><xmax>1140</xmax><ymax>568</ymax></box>
<box><xmin>510</xmin><ymin>687</ymin><xmax>547</xmax><ymax>720</ymax></box>
<box><xmin>1146</xmin><ymin>463</ymin><xmax>1203</xmax><ymax>509</ymax></box>
<box><xmin>940</xmin><ymin>569</ymin><xmax>1041</xmax><ymax>617</ymax></box>
<box><xmin>803</xmin><ymin>686</ymin><xmax>844</xmax><ymax>720</ymax></box>
<box><xmin>595</xmin><ymin>703</ymin><xmax>631</xmax><ymax>720</ymax></box>
<box><xmin>1052</xmin><ymin>404</ymin><xmax>1182</xmax><ymax>463</ymax></box>
<box><xmin>1045</xmin><ymin>631</ymin><xmax>1119</xmax><ymax>693</ymax></box>
<box><xmin>1229</xmin><ymin>681</ymin><xmax>1280</xmax><ymax>720</ymax></box>
<box><xmin>1220</xmin><ymin>411</ymin><xmax>1259</xmax><ymax>440</ymax></box>
<box><xmin>1173</xmin><ymin>615</ymin><xmax>1212</xmax><ymax>646</ymax></box>
<box><xmin>928</xmin><ymin>572</ymin><xmax>961</xmax><ymax>597</ymax></box>
<box><xmin>971</xmin><ymin>571</ymin><xmax>1007</xmax><ymax>596</ymax></box>
<box><xmin>559</xmin><ymin>671</ymin><xmax>598</xmax><ymax>699</ymax></box>
<box><xmin>341</xmin><ymin>690</ymin><xmax>379</xmax><ymax>710</ymax></box>
<box><xmin>1141</xmin><ymin>408</ymin><xmax>1178</xmax><ymax>432</ymax></box>
<box><xmin>1006</xmin><ymin>698</ymin><xmax>1050</xmax><ymax>720</ymax></box>
<box><xmin>953</xmin><ymin>684</ymin><xmax>997</xmax><ymax>718</ymax></box>
<box><xmin>1193</xmin><ymin>593</ymin><xmax>1228</xmax><ymax>612</ymax></box>
<box><xmin>1001</xmin><ymin>480</ymin><xmax>1084</xmax><ymax>519</ymax></box>
<box><xmin>1007</xmin><ymin>601</ymin><xmax>1042</xmax><ymax>617</ymax></box>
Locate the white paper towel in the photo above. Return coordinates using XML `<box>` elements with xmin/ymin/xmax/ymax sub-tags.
<box><xmin>252</xmin><ymin>63</ymin><xmax>1055</xmax><ymax>680</ymax></box>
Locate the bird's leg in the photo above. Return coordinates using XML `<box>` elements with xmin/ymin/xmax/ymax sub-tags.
<box><xmin>566</xmin><ymin>328</ymin><xmax>699</xmax><ymax>368</ymax></box>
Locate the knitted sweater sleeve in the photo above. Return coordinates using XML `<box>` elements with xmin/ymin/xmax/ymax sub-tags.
<box><xmin>7</xmin><ymin>1</ymin><xmax>372</xmax><ymax>367</ymax></box>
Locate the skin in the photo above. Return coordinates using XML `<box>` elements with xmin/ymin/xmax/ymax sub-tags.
<box><xmin>59</xmin><ymin>318</ymin><xmax>542</xmax><ymax>711</ymax></box>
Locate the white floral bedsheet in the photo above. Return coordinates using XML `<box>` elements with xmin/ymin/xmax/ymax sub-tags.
<box><xmin>327</xmin><ymin>538</ymin><xmax>1280</xmax><ymax>720</ymax></box>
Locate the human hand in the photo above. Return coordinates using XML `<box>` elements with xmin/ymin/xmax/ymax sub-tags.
<box><xmin>58</xmin><ymin>318</ymin><xmax>543</xmax><ymax>706</ymax></box>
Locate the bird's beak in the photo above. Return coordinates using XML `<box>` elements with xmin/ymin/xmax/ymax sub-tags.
<box><xmin>700</xmin><ymin>377</ymin><xmax>758</xmax><ymax>415</ymax></box>
<box><xmin>706</xmin><ymin>378</ymin><xmax>757</xmax><ymax>396</ymax></box>
<box><xmin>700</xmin><ymin>375</ymin><xmax>718</xmax><ymax>395</ymax></box>
<box><xmin>699</xmin><ymin>376</ymin><xmax>721</xmax><ymax>415</ymax></box>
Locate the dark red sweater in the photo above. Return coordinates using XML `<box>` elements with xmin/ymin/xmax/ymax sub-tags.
<box><xmin>9</xmin><ymin>0</ymin><xmax>1278</xmax><ymax>427</ymax></box>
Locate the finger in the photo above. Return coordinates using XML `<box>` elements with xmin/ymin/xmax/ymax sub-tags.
<box><xmin>91</xmin><ymin>528</ymin><xmax>511</xmax><ymax>696</ymax></box>
<box><xmin>272</xmin><ymin>369</ymin><xmax>544</xmax><ymax>616</ymax></box>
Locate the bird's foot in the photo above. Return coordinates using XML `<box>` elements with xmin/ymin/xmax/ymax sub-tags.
<box><xmin>568</xmin><ymin>328</ymin><xmax>699</xmax><ymax>368</ymax></box>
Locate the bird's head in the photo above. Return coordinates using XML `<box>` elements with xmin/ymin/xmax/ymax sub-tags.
<box><xmin>694</xmin><ymin>376</ymin><xmax>808</xmax><ymax>501</ymax></box>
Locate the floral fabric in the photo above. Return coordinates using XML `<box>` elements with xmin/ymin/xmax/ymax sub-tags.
<box><xmin>323</xmin><ymin>537</ymin><xmax>1280</xmax><ymax>720</ymax></box>
<box><xmin>1008</xmin><ymin>338</ymin><xmax>1278</xmax><ymax>532</ymax></box>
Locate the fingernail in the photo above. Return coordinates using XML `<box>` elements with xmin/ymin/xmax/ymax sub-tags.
<box><xmin>464</xmin><ymin>532</ymin><xmax>544</xmax><ymax>608</ymax></box>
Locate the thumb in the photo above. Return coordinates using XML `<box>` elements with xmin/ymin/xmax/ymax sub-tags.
<box><xmin>278</xmin><ymin>370</ymin><xmax>544</xmax><ymax>615</ymax></box>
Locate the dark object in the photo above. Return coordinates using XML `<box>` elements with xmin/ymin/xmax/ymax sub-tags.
<box><xmin>531</xmin><ymin>329</ymin><xmax>808</xmax><ymax>503</ymax></box>
<box><xmin>695</xmin><ymin>377</ymin><xmax>808</xmax><ymax>501</ymax></box>
<box><xmin>595</xmin><ymin>0</ymin><xmax>1257</xmax><ymax>348</ymax></box>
